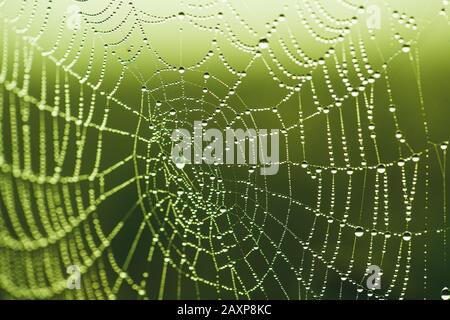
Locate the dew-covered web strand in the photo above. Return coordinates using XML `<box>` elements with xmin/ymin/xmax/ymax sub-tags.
<box><xmin>0</xmin><ymin>0</ymin><xmax>449</xmax><ymax>300</ymax></box>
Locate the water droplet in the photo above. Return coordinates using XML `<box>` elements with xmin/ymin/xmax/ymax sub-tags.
<box><xmin>174</xmin><ymin>156</ymin><xmax>187</xmax><ymax>169</ymax></box>
<box><xmin>441</xmin><ymin>287</ymin><xmax>450</xmax><ymax>300</ymax></box>
<box><xmin>402</xmin><ymin>231</ymin><xmax>412</xmax><ymax>241</ymax></box>
<box><xmin>355</xmin><ymin>227</ymin><xmax>364</xmax><ymax>237</ymax></box>
<box><xmin>377</xmin><ymin>164</ymin><xmax>386</xmax><ymax>174</ymax></box>
<box><xmin>258</xmin><ymin>38</ymin><xmax>269</xmax><ymax>49</ymax></box>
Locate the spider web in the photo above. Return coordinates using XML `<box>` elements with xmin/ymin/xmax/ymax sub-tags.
<box><xmin>0</xmin><ymin>0</ymin><xmax>449</xmax><ymax>300</ymax></box>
